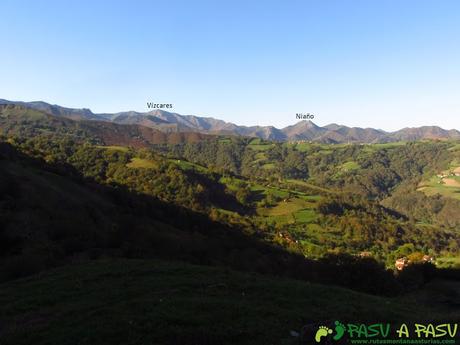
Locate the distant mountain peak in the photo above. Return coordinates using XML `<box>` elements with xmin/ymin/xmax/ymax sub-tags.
<box><xmin>296</xmin><ymin>119</ymin><xmax>317</xmax><ymax>127</ymax></box>
<box><xmin>324</xmin><ymin>123</ymin><xmax>345</xmax><ymax>130</ymax></box>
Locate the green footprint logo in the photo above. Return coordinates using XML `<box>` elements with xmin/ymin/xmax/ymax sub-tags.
<box><xmin>315</xmin><ymin>325</ymin><xmax>333</xmax><ymax>342</ymax></box>
<box><xmin>333</xmin><ymin>321</ymin><xmax>346</xmax><ymax>341</ymax></box>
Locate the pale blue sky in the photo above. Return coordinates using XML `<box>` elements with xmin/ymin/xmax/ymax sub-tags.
<box><xmin>1</xmin><ymin>0</ymin><xmax>460</xmax><ymax>130</ymax></box>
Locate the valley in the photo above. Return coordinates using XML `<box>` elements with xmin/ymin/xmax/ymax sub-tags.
<box><xmin>1</xmin><ymin>103</ymin><xmax>460</xmax><ymax>344</ymax></box>
<box><xmin>3</xmin><ymin>2</ymin><xmax>460</xmax><ymax>343</ymax></box>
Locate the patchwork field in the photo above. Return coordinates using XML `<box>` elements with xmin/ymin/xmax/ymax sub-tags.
<box><xmin>219</xmin><ymin>176</ymin><xmax>321</xmax><ymax>226</ymax></box>
<box><xmin>418</xmin><ymin>167</ymin><xmax>460</xmax><ymax>200</ymax></box>
<box><xmin>257</xmin><ymin>197</ymin><xmax>317</xmax><ymax>225</ymax></box>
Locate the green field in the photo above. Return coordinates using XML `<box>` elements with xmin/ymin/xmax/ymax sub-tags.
<box><xmin>248</xmin><ymin>144</ymin><xmax>274</xmax><ymax>151</ymax></box>
<box><xmin>261</xmin><ymin>162</ymin><xmax>275</xmax><ymax>170</ymax></box>
<box><xmin>218</xmin><ymin>176</ymin><xmax>320</xmax><ymax>225</ymax></box>
<box><xmin>359</xmin><ymin>142</ymin><xmax>407</xmax><ymax>153</ymax></box>
<box><xmin>1</xmin><ymin>259</ymin><xmax>457</xmax><ymax>345</ymax></box>
<box><xmin>339</xmin><ymin>161</ymin><xmax>360</xmax><ymax>172</ymax></box>
<box><xmin>292</xmin><ymin>208</ymin><xmax>317</xmax><ymax>223</ymax></box>
<box><xmin>369</xmin><ymin>142</ymin><xmax>407</xmax><ymax>148</ymax></box>
<box><xmin>97</xmin><ymin>145</ymin><xmax>130</xmax><ymax>152</ymax></box>
<box><xmin>218</xmin><ymin>137</ymin><xmax>232</xmax><ymax>143</ymax></box>
<box><xmin>448</xmin><ymin>143</ymin><xmax>460</xmax><ymax>152</ymax></box>
<box><xmin>168</xmin><ymin>159</ymin><xmax>208</xmax><ymax>172</ymax></box>
<box><xmin>293</xmin><ymin>142</ymin><xmax>351</xmax><ymax>153</ymax></box>
<box><xmin>418</xmin><ymin>174</ymin><xmax>460</xmax><ymax>200</ymax></box>
<box><xmin>332</xmin><ymin>161</ymin><xmax>361</xmax><ymax>179</ymax></box>
<box><xmin>253</xmin><ymin>152</ymin><xmax>266</xmax><ymax>160</ymax></box>
<box><xmin>257</xmin><ymin>197</ymin><xmax>317</xmax><ymax>225</ymax></box>
<box><xmin>126</xmin><ymin>157</ymin><xmax>157</xmax><ymax>169</ymax></box>
<box><xmin>251</xmin><ymin>184</ymin><xmax>290</xmax><ymax>199</ymax></box>
<box><xmin>247</xmin><ymin>138</ymin><xmax>274</xmax><ymax>151</ymax></box>
<box><xmin>285</xmin><ymin>179</ymin><xmax>337</xmax><ymax>194</ymax></box>
<box><xmin>436</xmin><ymin>256</ymin><xmax>460</xmax><ymax>269</ymax></box>
<box><xmin>292</xmin><ymin>142</ymin><xmax>310</xmax><ymax>152</ymax></box>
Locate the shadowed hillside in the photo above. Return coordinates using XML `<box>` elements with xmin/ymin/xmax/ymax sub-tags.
<box><xmin>2</xmin><ymin>259</ymin><xmax>459</xmax><ymax>345</ymax></box>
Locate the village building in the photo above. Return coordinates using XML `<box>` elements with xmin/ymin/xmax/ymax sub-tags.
<box><xmin>422</xmin><ymin>255</ymin><xmax>434</xmax><ymax>263</ymax></box>
<box><xmin>395</xmin><ymin>255</ymin><xmax>435</xmax><ymax>270</ymax></box>
<box><xmin>395</xmin><ymin>257</ymin><xmax>409</xmax><ymax>271</ymax></box>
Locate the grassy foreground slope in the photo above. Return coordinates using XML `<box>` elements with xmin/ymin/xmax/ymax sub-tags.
<box><xmin>1</xmin><ymin>259</ymin><xmax>458</xmax><ymax>345</ymax></box>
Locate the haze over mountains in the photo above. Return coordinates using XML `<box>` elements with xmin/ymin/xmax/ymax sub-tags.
<box><xmin>1</xmin><ymin>99</ymin><xmax>459</xmax><ymax>143</ymax></box>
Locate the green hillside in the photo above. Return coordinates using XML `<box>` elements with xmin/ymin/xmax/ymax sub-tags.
<box><xmin>2</xmin><ymin>259</ymin><xmax>458</xmax><ymax>345</ymax></box>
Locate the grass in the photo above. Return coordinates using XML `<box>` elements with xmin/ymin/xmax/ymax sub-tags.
<box><xmin>261</xmin><ymin>163</ymin><xmax>275</xmax><ymax>170</ymax></box>
<box><xmin>253</xmin><ymin>152</ymin><xmax>266</xmax><ymax>160</ymax></box>
<box><xmin>294</xmin><ymin>209</ymin><xmax>317</xmax><ymax>223</ymax></box>
<box><xmin>247</xmin><ymin>139</ymin><xmax>274</xmax><ymax>151</ymax></box>
<box><xmin>249</xmin><ymin>138</ymin><xmax>262</xmax><ymax>145</ymax></box>
<box><xmin>257</xmin><ymin>198</ymin><xmax>317</xmax><ymax>225</ymax></box>
<box><xmin>292</xmin><ymin>142</ymin><xmax>353</xmax><ymax>153</ymax></box>
<box><xmin>418</xmin><ymin>173</ymin><xmax>460</xmax><ymax>200</ymax></box>
<box><xmin>448</xmin><ymin>143</ymin><xmax>460</xmax><ymax>152</ymax></box>
<box><xmin>247</xmin><ymin>144</ymin><xmax>274</xmax><ymax>151</ymax></box>
<box><xmin>218</xmin><ymin>177</ymin><xmax>320</xmax><ymax>225</ymax></box>
<box><xmin>1</xmin><ymin>259</ymin><xmax>455</xmax><ymax>345</ymax></box>
<box><xmin>220</xmin><ymin>177</ymin><xmax>323</xmax><ymax>225</ymax></box>
<box><xmin>96</xmin><ymin>145</ymin><xmax>130</xmax><ymax>152</ymax></box>
<box><xmin>258</xmin><ymin>198</ymin><xmax>309</xmax><ymax>216</ymax></box>
<box><xmin>436</xmin><ymin>257</ymin><xmax>460</xmax><ymax>269</ymax></box>
<box><xmin>360</xmin><ymin>142</ymin><xmax>407</xmax><ymax>153</ymax></box>
<box><xmin>168</xmin><ymin>159</ymin><xmax>208</xmax><ymax>172</ymax></box>
<box><xmin>285</xmin><ymin>179</ymin><xmax>337</xmax><ymax>194</ymax></box>
<box><xmin>298</xmin><ymin>194</ymin><xmax>322</xmax><ymax>202</ymax></box>
<box><xmin>332</xmin><ymin>161</ymin><xmax>360</xmax><ymax>179</ymax></box>
<box><xmin>220</xmin><ymin>176</ymin><xmax>249</xmax><ymax>191</ymax></box>
<box><xmin>258</xmin><ymin>200</ymin><xmax>296</xmax><ymax>215</ymax></box>
<box><xmin>252</xmin><ymin>184</ymin><xmax>290</xmax><ymax>199</ymax></box>
<box><xmin>370</xmin><ymin>142</ymin><xmax>407</xmax><ymax>148</ymax></box>
<box><xmin>339</xmin><ymin>161</ymin><xmax>360</xmax><ymax>172</ymax></box>
<box><xmin>293</xmin><ymin>142</ymin><xmax>311</xmax><ymax>152</ymax></box>
<box><xmin>126</xmin><ymin>158</ymin><xmax>157</xmax><ymax>169</ymax></box>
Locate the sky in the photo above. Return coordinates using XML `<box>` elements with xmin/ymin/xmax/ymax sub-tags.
<box><xmin>1</xmin><ymin>0</ymin><xmax>460</xmax><ymax>131</ymax></box>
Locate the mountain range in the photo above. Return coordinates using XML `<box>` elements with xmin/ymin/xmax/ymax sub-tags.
<box><xmin>0</xmin><ymin>104</ymin><xmax>213</xmax><ymax>148</ymax></box>
<box><xmin>1</xmin><ymin>99</ymin><xmax>459</xmax><ymax>143</ymax></box>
